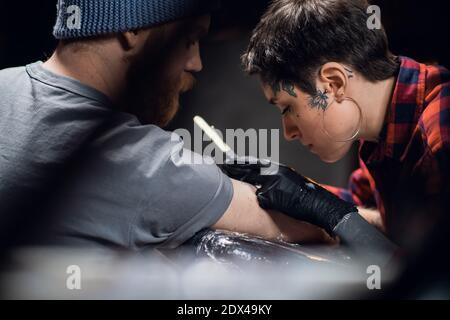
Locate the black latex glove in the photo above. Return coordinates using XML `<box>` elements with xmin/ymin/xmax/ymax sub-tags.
<box><xmin>220</xmin><ymin>158</ymin><xmax>358</xmax><ymax>234</ymax></box>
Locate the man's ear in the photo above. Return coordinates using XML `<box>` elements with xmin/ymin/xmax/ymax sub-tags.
<box><xmin>318</xmin><ymin>62</ymin><xmax>348</xmax><ymax>101</ymax></box>
<box><xmin>117</xmin><ymin>29</ymin><xmax>151</xmax><ymax>56</ymax></box>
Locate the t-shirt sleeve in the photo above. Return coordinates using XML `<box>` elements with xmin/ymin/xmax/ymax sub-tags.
<box><xmin>97</xmin><ymin>121</ymin><xmax>235</xmax><ymax>249</ymax></box>
<box><xmin>130</xmin><ymin>130</ymin><xmax>234</xmax><ymax>249</ymax></box>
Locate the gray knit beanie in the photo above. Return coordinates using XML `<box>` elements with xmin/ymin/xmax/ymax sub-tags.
<box><xmin>53</xmin><ymin>0</ymin><xmax>221</xmax><ymax>39</ymax></box>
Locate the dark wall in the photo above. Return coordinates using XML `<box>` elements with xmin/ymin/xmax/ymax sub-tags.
<box><xmin>374</xmin><ymin>0</ymin><xmax>450</xmax><ymax>68</ymax></box>
<box><xmin>0</xmin><ymin>2</ymin><xmax>57</xmax><ymax>68</ymax></box>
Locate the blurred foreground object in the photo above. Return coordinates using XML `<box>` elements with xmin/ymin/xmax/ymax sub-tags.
<box><xmin>1</xmin><ymin>230</ymin><xmax>396</xmax><ymax>299</ymax></box>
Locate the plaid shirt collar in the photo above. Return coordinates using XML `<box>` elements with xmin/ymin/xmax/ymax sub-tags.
<box><xmin>361</xmin><ymin>56</ymin><xmax>427</xmax><ymax>164</ymax></box>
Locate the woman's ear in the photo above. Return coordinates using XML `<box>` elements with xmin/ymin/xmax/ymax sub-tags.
<box><xmin>318</xmin><ymin>62</ymin><xmax>348</xmax><ymax>102</ymax></box>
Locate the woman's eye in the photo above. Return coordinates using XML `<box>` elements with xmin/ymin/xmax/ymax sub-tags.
<box><xmin>281</xmin><ymin>106</ymin><xmax>291</xmax><ymax>116</ymax></box>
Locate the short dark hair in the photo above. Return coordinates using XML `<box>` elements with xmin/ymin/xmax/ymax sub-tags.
<box><xmin>242</xmin><ymin>0</ymin><xmax>399</xmax><ymax>95</ymax></box>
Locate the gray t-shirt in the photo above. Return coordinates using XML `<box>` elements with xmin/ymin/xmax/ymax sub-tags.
<box><xmin>0</xmin><ymin>61</ymin><xmax>233</xmax><ymax>250</ymax></box>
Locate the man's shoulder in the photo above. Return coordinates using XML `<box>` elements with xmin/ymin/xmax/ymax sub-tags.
<box><xmin>0</xmin><ymin>65</ymin><xmax>28</xmax><ymax>89</ymax></box>
<box><xmin>0</xmin><ymin>65</ymin><xmax>26</xmax><ymax>77</ymax></box>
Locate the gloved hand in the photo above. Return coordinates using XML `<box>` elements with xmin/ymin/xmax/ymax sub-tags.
<box><xmin>220</xmin><ymin>158</ymin><xmax>358</xmax><ymax>234</ymax></box>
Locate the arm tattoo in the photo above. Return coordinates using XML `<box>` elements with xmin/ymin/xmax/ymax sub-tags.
<box><xmin>309</xmin><ymin>89</ymin><xmax>329</xmax><ymax>110</ymax></box>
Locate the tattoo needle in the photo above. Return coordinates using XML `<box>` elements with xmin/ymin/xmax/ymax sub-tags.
<box><xmin>193</xmin><ymin>116</ymin><xmax>236</xmax><ymax>160</ymax></box>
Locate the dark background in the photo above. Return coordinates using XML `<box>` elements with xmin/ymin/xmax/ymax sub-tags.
<box><xmin>1</xmin><ymin>0</ymin><xmax>449</xmax><ymax>187</ymax></box>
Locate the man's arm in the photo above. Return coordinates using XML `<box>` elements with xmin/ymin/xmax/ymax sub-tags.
<box><xmin>212</xmin><ymin>179</ymin><xmax>336</xmax><ymax>244</ymax></box>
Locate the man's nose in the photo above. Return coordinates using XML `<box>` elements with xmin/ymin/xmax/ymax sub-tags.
<box><xmin>282</xmin><ymin>116</ymin><xmax>302</xmax><ymax>142</ymax></box>
<box><xmin>185</xmin><ymin>43</ymin><xmax>203</xmax><ymax>73</ymax></box>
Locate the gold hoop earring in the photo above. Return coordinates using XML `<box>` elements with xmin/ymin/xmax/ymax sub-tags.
<box><xmin>321</xmin><ymin>96</ymin><xmax>362</xmax><ymax>142</ymax></box>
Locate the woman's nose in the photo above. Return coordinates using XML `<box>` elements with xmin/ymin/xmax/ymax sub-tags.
<box><xmin>282</xmin><ymin>116</ymin><xmax>302</xmax><ymax>142</ymax></box>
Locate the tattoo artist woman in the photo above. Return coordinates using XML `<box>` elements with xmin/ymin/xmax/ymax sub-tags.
<box><xmin>222</xmin><ymin>0</ymin><xmax>450</xmax><ymax>253</ymax></box>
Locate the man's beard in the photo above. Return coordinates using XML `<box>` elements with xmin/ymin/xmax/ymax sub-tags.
<box><xmin>125</xmin><ymin>72</ymin><xmax>182</xmax><ymax>127</ymax></box>
<box><xmin>117</xmin><ymin>30</ymin><xmax>195</xmax><ymax>127</ymax></box>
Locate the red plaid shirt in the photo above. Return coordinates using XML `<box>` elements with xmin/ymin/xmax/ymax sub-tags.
<box><xmin>326</xmin><ymin>56</ymin><xmax>450</xmax><ymax>243</ymax></box>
